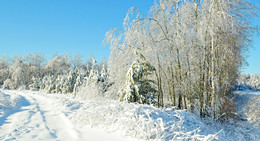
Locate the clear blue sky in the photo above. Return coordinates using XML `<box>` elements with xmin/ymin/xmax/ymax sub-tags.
<box><xmin>0</xmin><ymin>0</ymin><xmax>154</xmax><ymax>61</ymax></box>
<box><xmin>0</xmin><ymin>0</ymin><xmax>259</xmax><ymax>74</ymax></box>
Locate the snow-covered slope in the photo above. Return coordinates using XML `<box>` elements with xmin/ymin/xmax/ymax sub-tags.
<box><xmin>0</xmin><ymin>89</ymin><xmax>259</xmax><ymax>141</ymax></box>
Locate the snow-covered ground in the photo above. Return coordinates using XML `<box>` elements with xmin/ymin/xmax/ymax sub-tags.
<box><xmin>0</xmin><ymin>89</ymin><xmax>260</xmax><ymax>141</ymax></box>
<box><xmin>234</xmin><ymin>91</ymin><xmax>260</xmax><ymax>136</ymax></box>
<box><xmin>0</xmin><ymin>89</ymin><xmax>135</xmax><ymax>141</ymax></box>
<box><xmin>234</xmin><ymin>91</ymin><xmax>260</xmax><ymax>121</ymax></box>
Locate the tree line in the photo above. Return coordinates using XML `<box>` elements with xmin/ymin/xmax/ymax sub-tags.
<box><xmin>0</xmin><ymin>53</ymin><xmax>109</xmax><ymax>95</ymax></box>
<box><xmin>235</xmin><ymin>74</ymin><xmax>260</xmax><ymax>91</ymax></box>
<box><xmin>105</xmin><ymin>0</ymin><xmax>258</xmax><ymax>119</ymax></box>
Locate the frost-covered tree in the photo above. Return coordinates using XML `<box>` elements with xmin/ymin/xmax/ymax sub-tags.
<box><xmin>10</xmin><ymin>54</ymin><xmax>23</xmax><ymax>65</ymax></box>
<box><xmin>73</xmin><ymin>68</ymin><xmax>84</xmax><ymax>94</ymax></box>
<box><xmin>105</xmin><ymin>0</ymin><xmax>259</xmax><ymax>118</ymax></box>
<box><xmin>77</xmin><ymin>57</ymin><xmax>110</xmax><ymax>99</ymax></box>
<box><xmin>9</xmin><ymin>60</ymin><xmax>30</xmax><ymax>89</ymax></box>
<box><xmin>85</xmin><ymin>57</ymin><xmax>100</xmax><ymax>85</ymax></box>
<box><xmin>26</xmin><ymin>53</ymin><xmax>45</xmax><ymax>67</ymax></box>
<box><xmin>44</xmin><ymin>75</ymin><xmax>56</xmax><ymax>93</ymax></box>
<box><xmin>0</xmin><ymin>55</ymin><xmax>10</xmax><ymax>85</ymax></box>
<box><xmin>45</xmin><ymin>54</ymin><xmax>71</xmax><ymax>76</ymax></box>
<box><xmin>67</xmin><ymin>68</ymin><xmax>78</xmax><ymax>93</ymax></box>
<box><xmin>73</xmin><ymin>75</ymin><xmax>83</xmax><ymax>95</ymax></box>
<box><xmin>71</xmin><ymin>54</ymin><xmax>83</xmax><ymax>69</ymax></box>
<box><xmin>26</xmin><ymin>53</ymin><xmax>45</xmax><ymax>80</ymax></box>
<box><xmin>54</xmin><ymin>75</ymin><xmax>63</xmax><ymax>93</ymax></box>
<box><xmin>235</xmin><ymin>74</ymin><xmax>260</xmax><ymax>91</ymax></box>
<box><xmin>100</xmin><ymin>64</ymin><xmax>108</xmax><ymax>78</ymax></box>
<box><xmin>119</xmin><ymin>50</ymin><xmax>157</xmax><ymax>104</ymax></box>
<box><xmin>0</xmin><ymin>53</ymin><xmax>109</xmax><ymax>98</ymax></box>
<box><xmin>0</xmin><ymin>69</ymin><xmax>9</xmax><ymax>86</ymax></box>
<box><xmin>29</xmin><ymin>77</ymin><xmax>41</xmax><ymax>91</ymax></box>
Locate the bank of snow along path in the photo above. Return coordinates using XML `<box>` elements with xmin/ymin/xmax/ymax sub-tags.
<box><xmin>0</xmin><ymin>89</ymin><xmax>259</xmax><ymax>141</ymax></box>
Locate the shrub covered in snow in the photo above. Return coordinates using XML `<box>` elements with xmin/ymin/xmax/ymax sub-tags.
<box><xmin>29</xmin><ymin>77</ymin><xmax>41</xmax><ymax>91</ymax></box>
<box><xmin>62</xmin><ymin>97</ymin><xmax>257</xmax><ymax>141</ymax></box>
<box><xmin>77</xmin><ymin>58</ymin><xmax>110</xmax><ymax>100</ymax></box>
<box><xmin>3</xmin><ymin>79</ymin><xmax>15</xmax><ymax>90</ymax></box>
<box><xmin>0</xmin><ymin>69</ymin><xmax>9</xmax><ymax>86</ymax></box>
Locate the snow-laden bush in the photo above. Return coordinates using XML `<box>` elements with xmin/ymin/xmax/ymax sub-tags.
<box><xmin>3</xmin><ymin>79</ymin><xmax>15</xmax><ymax>90</ymax></box>
<box><xmin>77</xmin><ymin>70</ymin><xmax>109</xmax><ymax>100</ymax></box>
<box><xmin>45</xmin><ymin>55</ymin><xmax>71</xmax><ymax>76</ymax></box>
<box><xmin>10</xmin><ymin>60</ymin><xmax>30</xmax><ymax>89</ymax></box>
<box><xmin>29</xmin><ymin>77</ymin><xmax>41</xmax><ymax>91</ymax></box>
<box><xmin>0</xmin><ymin>69</ymin><xmax>9</xmax><ymax>85</ymax></box>
<box><xmin>61</xmin><ymin>97</ymin><xmax>256</xmax><ymax>141</ymax></box>
<box><xmin>77</xmin><ymin>57</ymin><xmax>110</xmax><ymax>99</ymax></box>
<box><xmin>73</xmin><ymin>75</ymin><xmax>84</xmax><ymax>95</ymax></box>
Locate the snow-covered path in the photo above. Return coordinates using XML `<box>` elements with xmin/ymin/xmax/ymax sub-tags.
<box><xmin>0</xmin><ymin>90</ymin><xmax>134</xmax><ymax>141</ymax></box>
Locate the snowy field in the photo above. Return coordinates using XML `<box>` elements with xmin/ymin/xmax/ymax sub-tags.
<box><xmin>0</xmin><ymin>89</ymin><xmax>260</xmax><ymax>141</ymax></box>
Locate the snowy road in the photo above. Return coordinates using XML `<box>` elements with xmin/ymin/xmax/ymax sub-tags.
<box><xmin>0</xmin><ymin>90</ymin><xmax>135</xmax><ymax>141</ymax></box>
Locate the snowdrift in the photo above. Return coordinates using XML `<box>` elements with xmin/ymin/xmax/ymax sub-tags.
<box><xmin>0</xmin><ymin>90</ymin><xmax>29</xmax><ymax>127</ymax></box>
<box><xmin>59</xmin><ymin>96</ymin><xmax>257</xmax><ymax>141</ymax></box>
<box><xmin>0</xmin><ymin>90</ymin><xmax>25</xmax><ymax>116</ymax></box>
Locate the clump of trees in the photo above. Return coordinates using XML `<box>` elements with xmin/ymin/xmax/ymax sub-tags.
<box><xmin>105</xmin><ymin>0</ymin><xmax>258</xmax><ymax>119</ymax></box>
<box><xmin>234</xmin><ymin>74</ymin><xmax>260</xmax><ymax>91</ymax></box>
<box><xmin>0</xmin><ymin>53</ymin><xmax>109</xmax><ymax>97</ymax></box>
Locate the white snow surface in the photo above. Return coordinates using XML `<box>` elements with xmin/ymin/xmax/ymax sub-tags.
<box><xmin>234</xmin><ymin>91</ymin><xmax>260</xmax><ymax>136</ymax></box>
<box><xmin>0</xmin><ymin>89</ymin><xmax>259</xmax><ymax>141</ymax></box>
<box><xmin>0</xmin><ymin>89</ymin><xmax>135</xmax><ymax>141</ymax></box>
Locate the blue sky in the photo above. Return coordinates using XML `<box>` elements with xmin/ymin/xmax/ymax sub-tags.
<box><xmin>0</xmin><ymin>0</ymin><xmax>154</xmax><ymax>60</ymax></box>
<box><xmin>0</xmin><ymin>0</ymin><xmax>259</xmax><ymax>74</ymax></box>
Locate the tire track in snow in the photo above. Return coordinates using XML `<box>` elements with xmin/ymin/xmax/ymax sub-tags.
<box><xmin>28</xmin><ymin>94</ymin><xmax>80</xmax><ymax>140</ymax></box>
<box><xmin>0</xmin><ymin>94</ymin><xmax>34</xmax><ymax>140</ymax></box>
<box><xmin>0</xmin><ymin>91</ymin><xmax>80</xmax><ymax>141</ymax></box>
